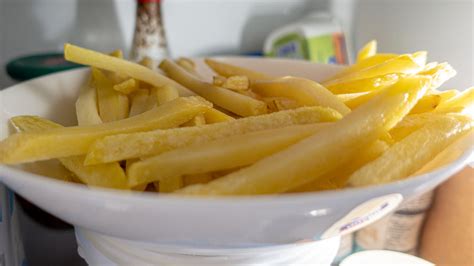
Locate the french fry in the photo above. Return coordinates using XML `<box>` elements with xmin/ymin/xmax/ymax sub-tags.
<box><xmin>64</xmin><ymin>43</ymin><xmax>196</xmax><ymax>96</ymax></box>
<box><xmin>85</xmin><ymin>106</ymin><xmax>342</xmax><ymax>164</ymax></box>
<box><xmin>177</xmin><ymin>76</ymin><xmax>431</xmax><ymax>195</ymax></box>
<box><xmin>418</xmin><ymin>62</ymin><xmax>456</xmax><ymax>90</ymax></box>
<box><xmin>290</xmin><ymin>139</ymin><xmax>389</xmax><ymax>192</ymax></box>
<box><xmin>0</xmin><ymin>97</ymin><xmax>211</xmax><ymax>164</ymax></box>
<box><xmin>252</xmin><ymin>77</ymin><xmax>351</xmax><ymax>115</ymax></box>
<box><xmin>434</xmin><ymin>89</ymin><xmax>459</xmax><ymax>104</ymax></box>
<box><xmin>204</xmin><ymin>58</ymin><xmax>272</xmax><ymax>81</ymax></box>
<box><xmin>160</xmin><ymin>59</ymin><xmax>267</xmax><ymax>117</ymax></box>
<box><xmin>203</xmin><ymin>108</ymin><xmax>235</xmax><ymax>123</ymax></box>
<box><xmin>10</xmin><ymin>116</ymin><xmax>129</xmax><ymax>189</ymax></box>
<box><xmin>128</xmin><ymin>123</ymin><xmax>328</xmax><ymax>187</ymax></box>
<box><xmin>435</xmin><ymin>87</ymin><xmax>474</xmax><ymax>116</ymax></box>
<box><xmin>326</xmin><ymin>73</ymin><xmax>400</xmax><ymax>94</ymax></box>
<box><xmin>184</xmin><ymin>173</ymin><xmax>214</xmax><ymax>186</ymax></box>
<box><xmin>323</xmin><ymin>55</ymin><xmax>424</xmax><ymax>87</ymax></box>
<box><xmin>176</xmin><ymin>57</ymin><xmax>200</xmax><ymax>77</ymax></box>
<box><xmin>181</xmin><ymin>115</ymin><xmax>206</xmax><ymax>127</ymax></box>
<box><xmin>390</xmin><ymin>113</ymin><xmax>444</xmax><ymax>141</ymax></box>
<box><xmin>152</xmin><ymin>85</ymin><xmax>179</xmax><ymax>105</ymax></box>
<box><xmin>92</xmin><ymin>68</ymin><xmax>130</xmax><ymax>122</ymax></box>
<box><xmin>113</xmin><ymin>78</ymin><xmax>138</xmax><ymax>94</ymax></box>
<box><xmin>128</xmin><ymin>89</ymin><xmax>155</xmax><ymax>117</ymax></box>
<box><xmin>213</xmin><ymin>75</ymin><xmax>250</xmax><ymax>91</ymax></box>
<box><xmin>324</xmin><ymin>53</ymin><xmax>398</xmax><ymax>81</ymax></box>
<box><xmin>75</xmin><ymin>84</ymin><xmax>103</xmax><ymax>126</ymax></box>
<box><xmin>357</xmin><ymin>40</ymin><xmax>377</xmax><ymax>62</ymax></box>
<box><xmin>139</xmin><ymin>56</ymin><xmax>154</xmax><ymax>70</ymax></box>
<box><xmin>263</xmin><ymin>97</ymin><xmax>301</xmax><ymax>112</ymax></box>
<box><xmin>341</xmin><ymin>90</ymin><xmax>382</xmax><ymax>110</ymax></box>
<box><xmin>409</xmin><ymin>94</ymin><xmax>442</xmax><ymax>114</ymax></box>
<box><xmin>158</xmin><ymin>176</ymin><xmax>183</xmax><ymax>192</ymax></box>
<box><xmin>109</xmin><ymin>49</ymin><xmax>123</xmax><ymax>58</ymax></box>
<box><xmin>348</xmin><ymin>115</ymin><xmax>473</xmax><ymax>187</ymax></box>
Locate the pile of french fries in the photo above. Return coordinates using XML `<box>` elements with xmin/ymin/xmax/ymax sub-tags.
<box><xmin>1</xmin><ymin>40</ymin><xmax>473</xmax><ymax>196</ymax></box>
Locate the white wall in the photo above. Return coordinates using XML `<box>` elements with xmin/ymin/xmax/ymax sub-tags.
<box><xmin>353</xmin><ymin>0</ymin><xmax>474</xmax><ymax>90</ymax></box>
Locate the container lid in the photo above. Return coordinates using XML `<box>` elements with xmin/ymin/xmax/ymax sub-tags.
<box><xmin>6</xmin><ymin>53</ymin><xmax>82</xmax><ymax>81</ymax></box>
<box><xmin>340</xmin><ymin>250</ymin><xmax>434</xmax><ymax>265</ymax></box>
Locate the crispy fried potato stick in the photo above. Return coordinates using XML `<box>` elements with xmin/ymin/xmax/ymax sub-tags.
<box><xmin>252</xmin><ymin>76</ymin><xmax>351</xmax><ymax>115</ymax></box>
<box><xmin>85</xmin><ymin>106</ymin><xmax>342</xmax><ymax>164</ymax></box>
<box><xmin>127</xmin><ymin>123</ymin><xmax>328</xmax><ymax>187</ymax></box>
<box><xmin>357</xmin><ymin>40</ymin><xmax>377</xmax><ymax>62</ymax></box>
<box><xmin>92</xmin><ymin>68</ymin><xmax>129</xmax><ymax>122</ymax></box>
<box><xmin>75</xmin><ymin>83</ymin><xmax>103</xmax><ymax>126</ymax></box>
<box><xmin>10</xmin><ymin>116</ymin><xmax>129</xmax><ymax>189</ymax></box>
<box><xmin>160</xmin><ymin>59</ymin><xmax>267</xmax><ymax>117</ymax></box>
<box><xmin>205</xmin><ymin>58</ymin><xmax>272</xmax><ymax>81</ymax></box>
<box><xmin>64</xmin><ymin>43</ymin><xmax>196</xmax><ymax>96</ymax></box>
<box><xmin>0</xmin><ymin>97</ymin><xmax>211</xmax><ymax>164</ymax></box>
<box><xmin>349</xmin><ymin>115</ymin><xmax>473</xmax><ymax>187</ymax></box>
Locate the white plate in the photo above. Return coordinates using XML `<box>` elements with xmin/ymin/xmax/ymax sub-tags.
<box><xmin>0</xmin><ymin>57</ymin><xmax>472</xmax><ymax>249</ymax></box>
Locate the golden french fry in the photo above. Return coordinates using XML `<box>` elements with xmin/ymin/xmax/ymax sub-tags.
<box><xmin>326</xmin><ymin>73</ymin><xmax>400</xmax><ymax>94</ymax></box>
<box><xmin>64</xmin><ymin>43</ymin><xmax>195</xmax><ymax>96</ymax></box>
<box><xmin>203</xmin><ymin>108</ymin><xmax>235</xmax><ymax>123</ymax></box>
<box><xmin>181</xmin><ymin>115</ymin><xmax>206</xmax><ymax>127</ymax></box>
<box><xmin>324</xmin><ymin>54</ymin><xmax>423</xmax><ymax>86</ymax></box>
<box><xmin>128</xmin><ymin>89</ymin><xmax>156</xmax><ymax>117</ymax></box>
<box><xmin>85</xmin><ymin>106</ymin><xmax>342</xmax><ymax>164</ymax></box>
<box><xmin>176</xmin><ymin>57</ymin><xmax>200</xmax><ymax>77</ymax></box>
<box><xmin>0</xmin><ymin>97</ymin><xmax>211</xmax><ymax>164</ymax></box>
<box><xmin>435</xmin><ymin>87</ymin><xmax>474</xmax><ymax>116</ymax></box>
<box><xmin>409</xmin><ymin>94</ymin><xmax>442</xmax><ymax>114</ymax></box>
<box><xmin>252</xmin><ymin>76</ymin><xmax>351</xmax><ymax>115</ymax></box>
<box><xmin>205</xmin><ymin>58</ymin><xmax>272</xmax><ymax>81</ymax></box>
<box><xmin>390</xmin><ymin>113</ymin><xmax>443</xmax><ymax>141</ymax></box>
<box><xmin>113</xmin><ymin>78</ymin><xmax>138</xmax><ymax>94</ymax></box>
<box><xmin>325</xmin><ymin>53</ymin><xmax>398</xmax><ymax>81</ymax></box>
<box><xmin>92</xmin><ymin>68</ymin><xmax>130</xmax><ymax>122</ymax></box>
<box><xmin>158</xmin><ymin>176</ymin><xmax>184</xmax><ymax>192</ymax></box>
<box><xmin>434</xmin><ymin>89</ymin><xmax>459</xmax><ymax>104</ymax></box>
<box><xmin>177</xmin><ymin>76</ymin><xmax>431</xmax><ymax>195</ymax></box>
<box><xmin>128</xmin><ymin>123</ymin><xmax>327</xmax><ymax>187</ymax></box>
<box><xmin>418</xmin><ymin>62</ymin><xmax>456</xmax><ymax>90</ymax></box>
<box><xmin>340</xmin><ymin>90</ymin><xmax>382</xmax><ymax>110</ymax></box>
<box><xmin>10</xmin><ymin>116</ymin><xmax>129</xmax><ymax>189</ymax></box>
<box><xmin>263</xmin><ymin>97</ymin><xmax>301</xmax><ymax>112</ymax></box>
<box><xmin>109</xmin><ymin>49</ymin><xmax>123</xmax><ymax>58</ymax></box>
<box><xmin>290</xmin><ymin>139</ymin><xmax>389</xmax><ymax>192</ymax></box>
<box><xmin>349</xmin><ymin>115</ymin><xmax>473</xmax><ymax>187</ymax></box>
<box><xmin>357</xmin><ymin>40</ymin><xmax>377</xmax><ymax>62</ymax></box>
<box><xmin>139</xmin><ymin>56</ymin><xmax>154</xmax><ymax>70</ymax></box>
<box><xmin>152</xmin><ymin>85</ymin><xmax>179</xmax><ymax>105</ymax></box>
<box><xmin>75</xmin><ymin>83</ymin><xmax>103</xmax><ymax>126</ymax></box>
<box><xmin>184</xmin><ymin>173</ymin><xmax>214</xmax><ymax>186</ymax></box>
<box><xmin>160</xmin><ymin>59</ymin><xmax>267</xmax><ymax>117</ymax></box>
<box><xmin>213</xmin><ymin>75</ymin><xmax>250</xmax><ymax>91</ymax></box>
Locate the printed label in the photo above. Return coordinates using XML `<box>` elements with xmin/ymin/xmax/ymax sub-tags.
<box><xmin>322</xmin><ymin>194</ymin><xmax>403</xmax><ymax>239</ymax></box>
<box><xmin>355</xmin><ymin>191</ymin><xmax>434</xmax><ymax>254</ymax></box>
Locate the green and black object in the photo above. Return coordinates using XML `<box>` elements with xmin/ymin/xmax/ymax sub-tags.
<box><xmin>6</xmin><ymin>52</ymin><xmax>83</xmax><ymax>81</ymax></box>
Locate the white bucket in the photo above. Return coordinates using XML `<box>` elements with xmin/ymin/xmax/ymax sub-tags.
<box><xmin>75</xmin><ymin>227</ymin><xmax>341</xmax><ymax>266</ymax></box>
<box><xmin>0</xmin><ymin>185</ymin><xmax>26</xmax><ymax>266</ymax></box>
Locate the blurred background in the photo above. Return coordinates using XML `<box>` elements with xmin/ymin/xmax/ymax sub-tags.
<box><xmin>0</xmin><ymin>0</ymin><xmax>472</xmax><ymax>265</ymax></box>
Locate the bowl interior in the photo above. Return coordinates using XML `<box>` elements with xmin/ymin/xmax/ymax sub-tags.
<box><xmin>0</xmin><ymin>57</ymin><xmax>472</xmax><ymax>248</ymax></box>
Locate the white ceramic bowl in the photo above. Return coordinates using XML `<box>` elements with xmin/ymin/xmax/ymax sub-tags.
<box><xmin>0</xmin><ymin>58</ymin><xmax>473</xmax><ymax>249</ymax></box>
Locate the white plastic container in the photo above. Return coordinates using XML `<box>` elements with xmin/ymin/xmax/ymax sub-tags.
<box><xmin>264</xmin><ymin>13</ymin><xmax>347</xmax><ymax>64</ymax></box>
<box><xmin>75</xmin><ymin>228</ymin><xmax>340</xmax><ymax>266</ymax></box>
